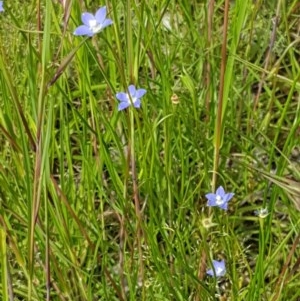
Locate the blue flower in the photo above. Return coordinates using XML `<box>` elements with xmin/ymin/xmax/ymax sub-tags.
<box><xmin>207</xmin><ymin>259</ymin><xmax>226</xmax><ymax>277</ymax></box>
<box><xmin>205</xmin><ymin>186</ymin><xmax>234</xmax><ymax>210</ymax></box>
<box><xmin>73</xmin><ymin>6</ymin><xmax>113</xmax><ymax>37</ymax></box>
<box><xmin>116</xmin><ymin>85</ymin><xmax>147</xmax><ymax>111</ymax></box>
<box><xmin>0</xmin><ymin>1</ymin><xmax>4</xmax><ymax>12</ymax></box>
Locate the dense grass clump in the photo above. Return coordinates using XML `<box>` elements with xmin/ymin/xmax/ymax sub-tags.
<box><xmin>0</xmin><ymin>0</ymin><xmax>300</xmax><ymax>300</ymax></box>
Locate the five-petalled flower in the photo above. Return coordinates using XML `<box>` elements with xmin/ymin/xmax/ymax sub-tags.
<box><xmin>116</xmin><ymin>85</ymin><xmax>147</xmax><ymax>111</ymax></box>
<box><xmin>205</xmin><ymin>186</ymin><xmax>234</xmax><ymax>210</ymax></box>
<box><xmin>73</xmin><ymin>6</ymin><xmax>113</xmax><ymax>37</ymax></box>
<box><xmin>207</xmin><ymin>259</ymin><xmax>226</xmax><ymax>277</ymax></box>
<box><xmin>0</xmin><ymin>1</ymin><xmax>4</xmax><ymax>12</ymax></box>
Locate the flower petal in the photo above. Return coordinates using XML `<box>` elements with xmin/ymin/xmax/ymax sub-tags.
<box><xmin>81</xmin><ymin>12</ymin><xmax>95</xmax><ymax>26</ymax></box>
<box><xmin>73</xmin><ymin>25</ymin><xmax>93</xmax><ymax>36</ymax></box>
<box><xmin>216</xmin><ymin>186</ymin><xmax>225</xmax><ymax>197</ymax></box>
<box><xmin>116</xmin><ymin>92</ymin><xmax>129</xmax><ymax>102</ymax></box>
<box><xmin>207</xmin><ymin>260</ymin><xmax>226</xmax><ymax>277</ymax></box>
<box><xmin>214</xmin><ymin>260</ymin><xmax>226</xmax><ymax>276</ymax></box>
<box><xmin>128</xmin><ymin>85</ymin><xmax>136</xmax><ymax>96</ymax></box>
<box><xmin>219</xmin><ymin>202</ymin><xmax>228</xmax><ymax>210</ymax></box>
<box><xmin>118</xmin><ymin>102</ymin><xmax>130</xmax><ymax>111</ymax></box>
<box><xmin>205</xmin><ymin>193</ymin><xmax>216</xmax><ymax>202</ymax></box>
<box><xmin>133</xmin><ymin>99</ymin><xmax>141</xmax><ymax>108</ymax></box>
<box><xmin>101</xmin><ymin>19</ymin><xmax>113</xmax><ymax>29</ymax></box>
<box><xmin>224</xmin><ymin>192</ymin><xmax>234</xmax><ymax>202</ymax></box>
<box><xmin>136</xmin><ymin>89</ymin><xmax>147</xmax><ymax>98</ymax></box>
<box><xmin>207</xmin><ymin>200</ymin><xmax>217</xmax><ymax>207</ymax></box>
<box><xmin>206</xmin><ymin>269</ymin><xmax>214</xmax><ymax>276</ymax></box>
<box><xmin>95</xmin><ymin>6</ymin><xmax>107</xmax><ymax>24</ymax></box>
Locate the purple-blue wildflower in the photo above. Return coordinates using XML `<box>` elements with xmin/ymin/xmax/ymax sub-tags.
<box><xmin>116</xmin><ymin>85</ymin><xmax>147</xmax><ymax>111</ymax></box>
<box><xmin>73</xmin><ymin>6</ymin><xmax>112</xmax><ymax>37</ymax></box>
<box><xmin>206</xmin><ymin>259</ymin><xmax>226</xmax><ymax>277</ymax></box>
<box><xmin>0</xmin><ymin>1</ymin><xmax>4</xmax><ymax>12</ymax></box>
<box><xmin>205</xmin><ymin>186</ymin><xmax>234</xmax><ymax>210</ymax></box>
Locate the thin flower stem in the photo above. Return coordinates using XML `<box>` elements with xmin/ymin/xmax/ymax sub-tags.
<box><xmin>198</xmin><ymin>2</ymin><xmax>229</xmax><ymax>299</ymax></box>
<box><xmin>212</xmin><ymin>0</ymin><xmax>230</xmax><ymax>192</ymax></box>
<box><xmin>118</xmin><ymin>213</ymin><xmax>126</xmax><ymax>300</ymax></box>
<box><xmin>196</xmin><ymin>2</ymin><xmax>215</xmax><ymax>299</ymax></box>
<box><xmin>126</xmin><ymin>0</ymin><xmax>134</xmax><ymax>83</ymax></box>
<box><xmin>129</xmin><ymin>109</ymin><xmax>144</xmax><ymax>287</ymax></box>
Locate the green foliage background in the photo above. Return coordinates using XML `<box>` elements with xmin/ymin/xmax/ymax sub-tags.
<box><xmin>0</xmin><ymin>0</ymin><xmax>300</xmax><ymax>300</ymax></box>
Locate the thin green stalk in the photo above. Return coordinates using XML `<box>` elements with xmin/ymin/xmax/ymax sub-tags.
<box><xmin>127</xmin><ymin>0</ymin><xmax>134</xmax><ymax>83</ymax></box>
<box><xmin>212</xmin><ymin>0</ymin><xmax>229</xmax><ymax>191</ymax></box>
<box><xmin>130</xmin><ymin>108</ymin><xmax>144</xmax><ymax>289</ymax></box>
<box><xmin>29</xmin><ymin>1</ymin><xmax>52</xmax><ymax>297</ymax></box>
<box><xmin>0</xmin><ymin>228</ymin><xmax>8</xmax><ymax>301</ymax></box>
<box><xmin>196</xmin><ymin>2</ymin><xmax>215</xmax><ymax>297</ymax></box>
